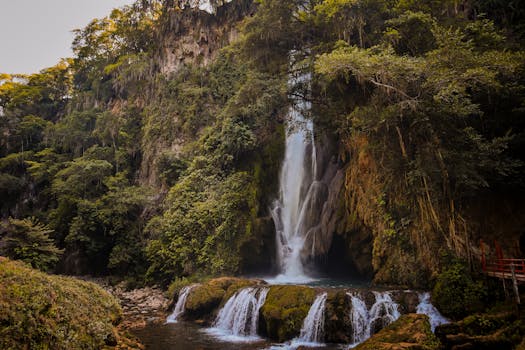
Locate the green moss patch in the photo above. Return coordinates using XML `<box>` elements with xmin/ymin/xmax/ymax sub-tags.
<box><xmin>0</xmin><ymin>257</ymin><xmax>129</xmax><ymax>350</ymax></box>
<box><xmin>354</xmin><ymin>314</ymin><xmax>441</xmax><ymax>350</ymax></box>
<box><xmin>259</xmin><ymin>285</ymin><xmax>317</xmax><ymax>342</ymax></box>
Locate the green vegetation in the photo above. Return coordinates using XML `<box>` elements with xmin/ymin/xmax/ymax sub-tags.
<box><xmin>432</xmin><ymin>259</ymin><xmax>488</xmax><ymax>319</ymax></box>
<box><xmin>0</xmin><ymin>257</ymin><xmax>132</xmax><ymax>349</ymax></box>
<box><xmin>2</xmin><ymin>0</ymin><xmax>524</xmax><ymax>348</ymax></box>
<box><xmin>0</xmin><ymin>217</ymin><xmax>63</xmax><ymax>271</ymax></box>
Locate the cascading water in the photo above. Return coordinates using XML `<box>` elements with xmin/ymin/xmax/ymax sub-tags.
<box><xmin>347</xmin><ymin>291</ymin><xmax>401</xmax><ymax>348</ymax></box>
<box><xmin>348</xmin><ymin>293</ymin><xmax>370</xmax><ymax>345</ymax></box>
<box><xmin>368</xmin><ymin>291</ymin><xmax>401</xmax><ymax>331</ymax></box>
<box><xmin>206</xmin><ymin>287</ymin><xmax>269</xmax><ymax>342</ymax></box>
<box><xmin>416</xmin><ymin>292</ymin><xmax>449</xmax><ymax>331</ymax></box>
<box><xmin>297</xmin><ymin>292</ymin><xmax>328</xmax><ymax>344</ymax></box>
<box><xmin>270</xmin><ymin>68</ymin><xmax>318</xmax><ymax>284</ymax></box>
<box><xmin>166</xmin><ymin>284</ymin><xmax>198</xmax><ymax>323</ymax></box>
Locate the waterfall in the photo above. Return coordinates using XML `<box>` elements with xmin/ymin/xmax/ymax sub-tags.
<box><xmin>296</xmin><ymin>292</ymin><xmax>328</xmax><ymax>344</ymax></box>
<box><xmin>368</xmin><ymin>291</ymin><xmax>401</xmax><ymax>331</ymax></box>
<box><xmin>206</xmin><ymin>287</ymin><xmax>268</xmax><ymax>342</ymax></box>
<box><xmin>416</xmin><ymin>292</ymin><xmax>449</xmax><ymax>332</ymax></box>
<box><xmin>270</xmin><ymin>67</ymin><xmax>318</xmax><ymax>284</ymax></box>
<box><xmin>347</xmin><ymin>291</ymin><xmax>401</xmax><ymax>348</ymax></box>
<box><xmin>348</xmin><ymin>293</ymin><xmax>370</xmax><ymax>344</ymax></box>
<box><xmin>166</xmin><ymin>284</ymin><xmax>198</xmax><ymax>323</ymax></box>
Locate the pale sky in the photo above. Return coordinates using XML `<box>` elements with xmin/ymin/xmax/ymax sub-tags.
<box><xmin>0</xmin><ymin>0</ymin><xmax>135</xmax><ymax>74</ymax></box>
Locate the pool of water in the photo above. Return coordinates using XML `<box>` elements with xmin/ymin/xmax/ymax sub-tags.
<box><xmin>249</xmin><ymin>275</ymin><xmax>372</xmax><ymax>289</ymax></box>
<box><xmin>132</xmin><ymin>322</ymin><xmax>344</xmax><ymax>350</ymax></box>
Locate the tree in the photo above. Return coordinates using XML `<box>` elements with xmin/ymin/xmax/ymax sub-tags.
<box><xmin>0</xmin><ymin>217</ymin><xmax>63</xmax><ymax>271</ymax></box>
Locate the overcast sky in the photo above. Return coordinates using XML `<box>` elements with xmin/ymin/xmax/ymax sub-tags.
<box><xmin>0</xmin><ymin>0</ymin><xmax>135</xmax><ymax>75</ymax></box>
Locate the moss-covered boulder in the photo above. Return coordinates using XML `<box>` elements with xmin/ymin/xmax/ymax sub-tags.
<box><xmin>325</xmin><ymin>290</ymin><xmax>352</xmax><ymax>343</ymax></box>
<box><xmin>435</xmin><ymin>311</ymin><xmax>525</xmax><ymax>350</ymax></box>
<box><xmin>183</xmin><ymin>277</ymin><xmax>263</xmax><ymax>323</ymax></box>
<box><xmin>0</xmin><ymin>257</ymin><xmax>137</xmax><ymax>349</ymax></box>
<box><xmin>259</xmin><ymin>285</ymin><xmax>317</xmax><ymax>342</ymax></box>
<box><xmin>354</xmin><ymin>314</ymin><xmax>441</xmax><ymax>350</ymax></box>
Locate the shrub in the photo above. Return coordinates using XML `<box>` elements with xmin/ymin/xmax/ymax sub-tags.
<box><xmin>432</xmin><ymin>260</ymin><xmax>487</xmax><ymax>319</ymax></box>
<box><xmin>0</xmin><ymin>217</ymin><xmax>63</xmax><ymax>271</ymax></box>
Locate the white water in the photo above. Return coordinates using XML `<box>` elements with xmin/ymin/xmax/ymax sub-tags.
<box><xmin>270</xmin><ymin>69</ymin><xmax>317</xmax><ymax>284</ymax></box>
<box><xmin>368</xmin><ymin>291</ymin><xmax>401</xmax><ymax>330</ymax></box>
<box><xmin>166</xmin><ymin>284</ymin><xmax>198</xmax><ymax>323</ymax></box>
<box><xmin>275</xmin><ymin>292</ymin><xmax>328</xmax><ymax>349</ymax></box>
<box><xmin>416</xmin><ymin>292</ymin><xmax>449</xmax><ymax>331</ymax></box>
<box><xmin>347</xmin><ymin>291</ymin><xmax>401</xmax><ymax>348</ymax></box>
<box><xmin>206</xmin><ymin>287</ymin><xmax>269</xmax><ymax>342</ymax></box>
<box><xmin>298</xmin><ymin>292</ymin><xmax>328</xmax><ymax>343</ymax></box>
<box><xmin>349</xmin><ymin>294</ymin><xmax>370</xmax><ymax>344</ymax></box>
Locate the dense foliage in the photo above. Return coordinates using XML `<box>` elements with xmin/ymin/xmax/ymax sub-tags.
<box><xmin>0</xmin><ymin>217</ymin><xmax>63</xmax><ymax>271</ymax></box>
<box><xmin>0</xmin><ymin>0</ymin><xmax>524</xmax><ymax>291</ymax></box>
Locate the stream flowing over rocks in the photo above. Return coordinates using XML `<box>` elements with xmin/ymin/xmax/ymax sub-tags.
<box><xmin>136</xmin><ymin>277</ymin><xmax>449</xmax><ymax>349</ymax></box>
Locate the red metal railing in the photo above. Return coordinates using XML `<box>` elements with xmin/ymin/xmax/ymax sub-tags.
<box><xmin>483</xmin><ymin>258</ymin><xmax>525</xmax><ymax>276</ymax></box>
<box><xmin>480</xmin><ymin>239</ymin><xmax>525</xmax><ymax>281</ymax></box>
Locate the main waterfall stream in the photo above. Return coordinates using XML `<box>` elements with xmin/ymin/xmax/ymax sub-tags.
<box><xmin>269</xmin><ymin>68</ymin><xmax>319</xmax><ymax>284</ymax></box>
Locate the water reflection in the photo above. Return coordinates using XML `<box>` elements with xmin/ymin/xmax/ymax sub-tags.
<box><xmin>132</xmin><ymin>321</ymin><xmax>341</xmax><ymax>350</ymax></box>
<box><xmin>133</xmin><ymin>322</ymin><xmax>269</xmax><ymax>350</ymax></box>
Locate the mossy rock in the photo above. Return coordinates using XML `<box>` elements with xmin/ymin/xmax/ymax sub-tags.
<box><xmin>354</xmin><ymin>314</ymin><xmax>441</xmax><ymax>350</ymax></box>
<box><xmin>0</xmin><ymin>257</ymin><xmax>134</xmax><ymax>350</ymax></box>
<box><xmin>325</xmin><ymin>290</ymin><xmax>352</xmax><ymax>343</ymax></box>
<box><xmin>435</xmin><ymin>311</ymin><xmax>524</xmax><ymax>350</ymax></box>
<box><xmin>259</xmin><ymin>285</ymin><xmax>317</xmax><ymax>342</ymax></box>
<box><xmin>184</xmin><ymin>277</ymin><xmax>262</xmax><ymax>322</ymax></box>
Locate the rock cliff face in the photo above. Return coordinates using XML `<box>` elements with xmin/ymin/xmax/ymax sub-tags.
<box><xmin>138</xmin><ymin>0</ymin><xmax>256</xmax><ymax>189</ymax></box>
<box><xmin>333</xmin><ymin>133</ymin><xmax>525</xmax><ymax>287</ymax></box>
<box><xmin>157</xmin><ymin>0</ymin><xmax>255</xmax><ymax>75</ymax></box>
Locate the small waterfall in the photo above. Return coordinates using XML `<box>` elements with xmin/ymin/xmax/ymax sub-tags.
<box><xmin>368</xmin><ymin>291</ymin><xmax>401</xmax><ymax>331</ymax></box>
<box><xmin>166</xmin><ymin>284</ymin><xmax>198</xmax><ymax>323</ymax></box>
<box><xmin>416</xmin><ymin>292</ymin><xmax>449</xmax><ymax>331</ymax></box>
<box><xmin>207</xmin><ymin>287</ymin><xmax>268</xmax><ymax>342</ymax></box>
<box><xmin>349</xmin><ymin>293</ymin><xmax>370</xmax><ymax>344</ymax></box>
<box><xmin>347</xmin><ymin>291</ymin><xmax>401</xmax><ymax>348</ymax></box>
<box><xmin>297</xmin><ymin>292</ymin><xmax>328</xmax><ymax>344</ymax></box>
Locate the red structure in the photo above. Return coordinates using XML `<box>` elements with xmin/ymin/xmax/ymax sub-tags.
<box><xmin>481</xmin><ymin>239</ymin><xmax>524</xmax><ymax>305</ymax></box>
<box><xmin>481</xmin><ymin>239</ymin><xmax>525</xmax><ymax>282</ymax></box>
